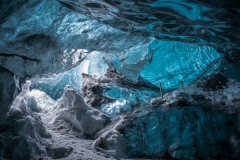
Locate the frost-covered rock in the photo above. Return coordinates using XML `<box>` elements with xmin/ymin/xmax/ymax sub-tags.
<box><xmin>53</xmin><ymin>85</ymin><xmax>111</xmax><ymax>138</ymax></box>
<box><xmin>1</xmin><ymin>0</ymin><xmax>230</xmax><ymax>112</ymax></box>
<box><xmin>93</xmin><ymin>129</ymin><xmax>127</xmax><ymax>158</ymax></box>
<box><xmin>151</xmin><ymin>74</ymin><xmax>240</xmax><ymax>114</ymax></box>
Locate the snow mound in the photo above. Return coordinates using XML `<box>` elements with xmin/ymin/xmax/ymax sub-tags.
<box><xmin>93</xmin><ymin>129</ymin><xmax>127</xmax><ymax>158</ymax></box>
<box><xmin>52</xmin><ymin>85</ymin><xmax>111</xmax><ymax>138</ymax></box>
<box><xmin>151</xmin><ymin>74</ymin><xmax>240</xmax><ymax>114</ymax></box>
<box><xmin>0</xmin><ymin>81</ymin><xmax>50</xmax><ymax>160</ymax></box>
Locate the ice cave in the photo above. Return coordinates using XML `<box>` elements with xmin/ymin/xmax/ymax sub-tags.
<box><xmin>0</xmin><ymin>0</ymin><xmax>240</xmax><ymax>159</ymax></box>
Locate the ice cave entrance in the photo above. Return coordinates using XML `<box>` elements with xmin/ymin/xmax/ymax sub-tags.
<box><xmin>1</xmin><ymin>0</ymin><xmax>240</xmax><ymax>159</ymax></box>
<box><xmin>30</xmin><ymin>40</ymin><xmax>220</xmax><ymax>117</ymax></box>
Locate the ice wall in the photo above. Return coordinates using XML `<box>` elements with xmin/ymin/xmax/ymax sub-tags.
<box><xmin>81</xmin><ymin>71</ymin><xmax>159</xmax><ymax>117</ymax></box>
<box><xmin>30</xmin><ymin>51</ymin><xmax>108</xmax><ymax>100</ymax></box>
<box><xmin>121</xmin><ymin>107</ymin><xmax>239</xmax><ymax>159</ymax></box>
<box><xmin>59</xmin><ymin>0</ymin><xmax>240</xmax><ymax>82</ymax></box>
<box><xmin>30</xmin><ymin>38</ymin><xmax>220</xmax><ymax>101</ymax></box>
<box><xmin>140</xmin><ymin>40</ymin><xmax>220</xmax><ymax>89</ymax></box>
<box><xmin>0</xmin><ymin>0</ymin><xmax>232</xmax><ymax>111</ymax></box>
<box><xmin>58</xmin><ymin>0</ymin><xmax>240</xmax><ymax>58</ymax></box>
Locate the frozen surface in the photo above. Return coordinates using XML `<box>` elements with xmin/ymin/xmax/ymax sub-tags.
<box><xmin>0</xmin><ymin>81</ymin><xmax>116</xmax><ymax>160</ymax></box>
<box><xmin>59</xmin><ymin>0</ymin><xmax>240</xmax><ymax>59</ymax></box>
<box><xmin>140</xmin><ymin>40</ymin><xmax>220</xmax><ymax>89</ymax></box>
<box><xmin>1</xmin><ymin>74</ymin><xmax>240</xmax><ymax>159</ymax></box>
<box><xmin>121</xmin><ymin>107</ymin><xmax>240</xmax><ymax>159</ymax></box>
<box><xmin>30</xmin><ymin>51</ymin><xmax>108</xmax><ymax>100</ymax></box>
<box><xmin>100</xmin><ymin>83</ymin><xmax>158</xmax><ymax>117</ymax></box>
<box><xmin>151</xmin><ymin>74</ymin><xmax>240</xmax><ymax>114</ymax></box>
<box><xmin>81</xmin><ymin>70</ymin><xmax>159</xmax><ymax>117</ymax></box>
<box><xmin>55</xmin><ymin>85</ymin><xmax>111</xmax><ymax>138</ymax></box>
<box><xmin>0</xmin><ymin>67</ymin><xmax>16</xmax><ymax>117</ymax></box>
<box><xmin>0</xmin><ymin>81</ymin><xmax>50</xmax><ymax>160</ymax></box>
<box><xmin>30</xmin><ymin>84</ymin><xmax>112</xmax><ymax>139</ymax></box>
<box><xmin>1</xmin><ymin>0</ymin><xmax>240</xmax><ymax>159</ymax></box>
<box><xmin>0</xmin><ymin>0</ymin><xmax>231</xmax><ymax>110</ymax></box>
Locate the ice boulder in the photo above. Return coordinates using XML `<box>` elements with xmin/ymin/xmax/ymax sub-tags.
<box><xmin>54</xmin><ymin>85</ymin><xmax>111</xmax><ymax>138</ymax></box>
<box><xmin>93</xmin><ymin>129</ymin><xmax>127</xmax><ymax>158</ymax></box>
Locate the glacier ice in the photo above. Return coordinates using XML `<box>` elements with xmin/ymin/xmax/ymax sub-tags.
<box><xmin>30</xmin><ymin>51</ymin><xmax>108</xmax><ymax>100</ymax></box>
<box><xmin>0</xmin><ymin>67</ymin><xmax>16</xmax><ymax>117</ymax></box>
<box><xmin>30</xmin><ymin>83</ymin><xmax>112</xmax><ymax>139</ymax></box>
<box><xmin>3</xmin><ymin>80</ymin><xmax>239</xmax><ymax>159</ymax></box>
<box><xmin>81</xmin><ymin>69</ymin><xmax>159</xmax><ymax>117</ymax></box>
<box><xmin>0</xmin><ymin>81</ymin><xmax>116</xmax><ymax>159</ymax></box>
<box><xmin>0</xmin><ymin>0</ymin><xmax>240</xmax><ymax>159</ymax></box>
<box><xmin>151</xmin><ymin>74</ymin><xmax>240</xmax><ymax>114</ymax></box>
<box><xmin>55</xmin><ymin>85</ymin><xmax>111</xmax><ymax>138</ymax></box>
<box><xmin>30</xmin><ymin>38</ymin><xmax>221</xmax><ymax>102</ymax></box>
<box><xmin>93</xmin><ymin>129</ymin><xmax>127</xmax><ymax>158</ymax></box>
<box><xmin>140</xmin><ymin>40</ymin><xmax>220</xmax><ymax>89</ymax></box>
<box><xmin>59</xmin><ymin>0</ymin><xmax>240</xmax><ymax>58</ymax></box>
<box><xmin>121</xmin><ymin>107</ymin><xmax>239</xmax><ymax>159</ymax></box>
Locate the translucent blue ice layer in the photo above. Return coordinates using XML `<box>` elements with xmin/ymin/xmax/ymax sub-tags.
<box><xmin>29</xmin><ymin>10</ymin><xmax>221</xmax><ymax>116</ymax></box>
<box><xmin>30</xmin><ymin>51</ymin><xmax>108</xmax><ymax>100</ymax></box>
<box><xmin>140</xmin><ymin>40</ymin><xmax>220</xmax><ymax>90</ymax></box>
<box><xmin>100</xmin><ymin>85</ymin><xmax>159</xmax><ymax>117</ymax></box>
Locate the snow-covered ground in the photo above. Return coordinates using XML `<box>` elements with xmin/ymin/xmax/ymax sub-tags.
<box><xmin>1</xmin><ymin>81</ymin><xmax>130</xmax><ymax>160</ymax></box>
<box><xmin>29</xmin><ymin>89</ymin><xmax>114</xmax><ymax>160</ymax></box>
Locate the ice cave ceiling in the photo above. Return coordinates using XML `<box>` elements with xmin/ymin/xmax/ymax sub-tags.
<box><xmin>0</xmin><ymin>0</ymin><xmax>240</xmax><ymax>159</ymax></box>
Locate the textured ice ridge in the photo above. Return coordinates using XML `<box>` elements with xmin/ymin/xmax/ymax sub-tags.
<box><xmin>151</xmin><ymin>74</ymin><xmax>240</xmax><ymax>113</ymax></box>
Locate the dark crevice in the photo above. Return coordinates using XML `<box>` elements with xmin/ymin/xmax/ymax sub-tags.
<box><xmin>0</xmin><ymin>53</ymin><xmax>41</xmax><ymax>63</ymax></box>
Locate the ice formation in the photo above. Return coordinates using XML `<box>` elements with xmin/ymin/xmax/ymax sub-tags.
<box><xmin>55</xmin><ymin>85</ymin><xmax>111</xmax><ymax>138</ymax></box>
<box><xmin>93</xmin><ymin>129</ymin><xmax>127</xmax><ymax>158</ymax></box>
<box><xmin>1</xmin><ymin>0</ymin><xmax>240</xmax><ymax>159</ymax></box>
<box><xmin>120</xmin><ymin>107</ymin><xmax>240</xmax><ymax>159</ymax></box>
<box><xmin>151</xmin><ymin>74</ymin><xmax>240</xmax><ymax>114</ymax></box>
<box><xmin>30</xmin><ymin>51</ymin><xmax>108</xmax><ymax>100</ymax></box>
<box><xmin>82</xmin><ymin>68</ymin><xmax>159</xmax><ymax>117</ymax></box>
<box><xmin>0</xmin><ymin>81</ymin><xmax>50</xmax><ymax>159</ymax></box>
